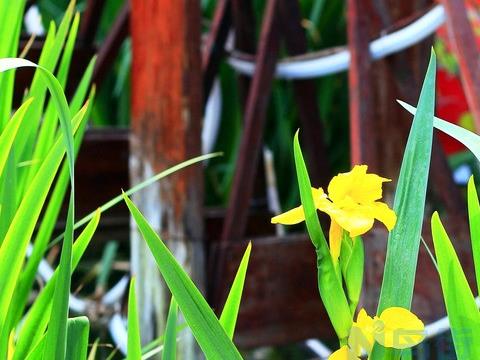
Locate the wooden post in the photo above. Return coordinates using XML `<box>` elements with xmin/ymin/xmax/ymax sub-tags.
<box><xmin>347</xmin><ymin>0</ymin><xmax>378</xmax><ymax>170</ymax></box>
<box><xmin>130</xmin><ymin>1</ymin><xmax>203</xmax><ymax>358</ymax></box>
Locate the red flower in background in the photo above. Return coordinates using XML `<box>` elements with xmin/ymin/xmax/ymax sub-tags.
<box><xmin>435</xmin><ymin>0</ymin><xmax>479</xmax><ymax>155</ymax></box>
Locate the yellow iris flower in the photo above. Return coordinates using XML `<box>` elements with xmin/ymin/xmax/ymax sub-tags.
<box><xmin>329</xmin><ymin>307</ymin><xmax>425</xmax><ymax>359</ymax></box>
<box><xmin>271</xmin><ymin>165</ymin><xmax>397</xmax><ymax>260</ymax></box>
<box><xmin>328</xmin><ymin>345</ymin><xmax>360</xmax><ymax>360</ymax></box>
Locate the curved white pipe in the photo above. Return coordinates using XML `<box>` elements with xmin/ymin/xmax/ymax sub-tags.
<box><xmin>228</xmin><ymin>5</ymin><xmax>446</xmax><ymax>79</ymax></box>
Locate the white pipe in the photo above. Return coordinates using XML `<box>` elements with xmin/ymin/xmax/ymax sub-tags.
<box><xmin>109</xmin><ymin>313</ymin><xmax>128</xmax><ymax>355</ymax></box>
<box><xmin>28</xmin><ymin>243</ymin><xmax>128</xmax><ymax>313</ymax></box>
<box><xmin>227</xmin><ymin>5</ymin><xmax>446</xmax><ymax>79</ymax></box>
<box><xmin>202</xmin><ymin>78</ymin><xmax>222</xmax><ymax>155</ymax></box>
<box><xmin>102</xmin><ymin>275</ymin><xmax>130</xmax><ymax>306</ymax></box>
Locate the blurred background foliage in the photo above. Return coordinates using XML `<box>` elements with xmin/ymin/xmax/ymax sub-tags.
<box><xmin>33</xmin><ymin>0</ymin><xmax>349</xmax><ymax>211</ymax></box>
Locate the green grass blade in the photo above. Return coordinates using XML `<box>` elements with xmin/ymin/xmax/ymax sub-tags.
<box><xmin>219</xmin><ymin>242</ymin><xmax>251</xmax><ymax>339</ymax></box>
<box><xmin>27</xmin><ymin>12</ymin><xmax>80</xmax><ymax>182</ymax></box>
<box><xmin>96</xmin><ymin>241</ymin><xmax>119</xmax><ymax>291</ymax></box>
<box><xmin>0</xmin><ymin>104</ymin><xmax>86</xmax><ymax>340</ymax></box>
<box><xmin>0</xmin><ymin>152</ymin><xmax>17</xmax><ymax>246</ymax></box>
<box><xmin>398</xmin><ymin>100</ymin><xmax>480</xmax><ymax>163</ymax></box>
<box><xmin>0</xmin><ymin>99</ymin><xmax>34</xmax><ymax>244</ymax></box>
<box><xmin>377</xmin><ymin>50</ymin><xmax>436</xmax><ymax>312</ymax></box>
<box><xmin>162</xmin><ymin>297</ymin><xmax>178</xmax><ymax>360</ymax></box>
<box><xmin>342</xmin><ymin>236</ymin><xmax>364</xmax><ymax>315</ymax></box>
<box><xmin>123</xmin><ymin>193</ymin><xmax>243</xmax><ymax>359</ymax></box>
<box><xmin>0</xmin><ymin>98</ymin><xmax>33</xmax><ymax>176</ymax></box>
<box><xmin>431</xmin><ymin>212</ymin><xmax>480</xmax><ymax>358</ymax></box>
<box><xmin>293</xmin><ymin>131</ymin><xmax>352</xmax><ymax>341</ymax></box>
<box><xmin>467</xmin><ymin>176</ymin><xmax>480</xmax><ymax>295</ymax></box>
<box><xmin>13</xmin><ymin>210</ymin><xmax>100</xmax><ymax>360</ymax></box>
<box><xmin>87</xmin><ymin>339</ymin><xmax>99</xmax><ymax>360</ymax></box>
<box><xmin>24</xmin><ymin>335</ymin><xmax>46</xmax><ymax>360</ymax></box>
<box><xmin>65</xmin><ymin>317</ymin><xmax>90</xmax><ymax>360</ymax></box>
<box><xmin>0</xmin><ymin>61</ymin><xmax>80</xmax><ymax>348</ymax></box>
<box><xmin>42</xmin><ymin>67</ymin><xmax>77</xmax><ymax>357</ymax></box>
<box><xmin>127</xmin><ymin>278</ymin><xmax>142</xmax><ymax>360</ymax></box>
<box><xmin>42</xmin><ymin>196</ymin><xmax>74</xmax><ymax>360</ymax></box>
<box><xmin>0</xmin><ymin>0</ymin><xmax>26</xmax><ymax>130</ymax></box>
<box><xmin>17</xmin><ymin>3</ymin><xmax>74</xmax><ymax>168</ymax></box>
<box><xmin>372</xmin><ymin>49</ymin><xmax>436</xmax><ymax>360</ymax></box>
<box><xmin>11</xmin><ymin>89</ymin><xmax>94</xmax><ymax>328</ymax></box>
<box><xmin>69</xmin><ymin>56</ymin><xmax>97</xmax><ymax>115</ymax></box>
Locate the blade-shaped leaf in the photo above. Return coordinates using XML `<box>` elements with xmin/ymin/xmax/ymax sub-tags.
<box><xmin>0</xmin><ymin>98</ymin><xmax>33</xmax><ymax>177</ymax></box>
<box><xmin>123</xmin><ymin>193</ymin><xmax>243</xmax><ymax>359</ymax></box>
<box><xmin>65</xmin><ymin>317</ymin><xmax>90</xmax><ymax>360</ymax></box>
<box><xmin>127</xmin><ymin>278</ymin><xmax>142</xmax><ymax>360</ymax></box>
<box><xmin>11</xmin><ymin>88</ymin><xmax>94</xmax><ymax>329</ymax></box>
<box><xmin>398</xmin><ymin>100</ymin><xmax>480</xmax><ymax>164</ymax></box>
<box><xmin>372</xmin><ymin>50</ymin><xmax>436</xmax><ymax>360</ymax></box>
<box><xmin>293</xmin><ymin>131</ymin><xmax>352</xmax><ymax>341</ymax></box>
<box><xmin>0</xmin><ymin>103</ymin><xmax>86</xmax><ymax>342</ymax></box>
<box><xmin>468</xmin><ymin>176</ymin><xmax>480</xmax><ymax>294</ymax></box>
<box><xmin>162</xmin><ymin>297</ymin><xmax>178</xmax><ymax>360</ymax></box>
<box><xmin>377</xmin><ymin>50</ymin><xmax>436</xmax><ymax>311</ymax></box>
<box><xmin>431</xmin><ymin>212</ymin><xmax>480</xmax><ymax>358</ymax></box>
<box><xmin>13</xmin><ymin>210</ymin><xmax>100</xmax><ymax>360</ymax></box>
<box><xmin>219</xmin><ymin>242</ymin><xmax>251</xmax><ymax>339</ymax></box>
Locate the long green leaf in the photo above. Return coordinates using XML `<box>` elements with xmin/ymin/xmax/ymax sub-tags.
<box><xmin>13</xmin><ymin>210</ymin><xmax>100</xmax><ymax>360</ymax></box>
<box><xmin>377</xmin><ymin>51</ymin><xmax>436</xmax><ymax>311</ymax></box>
<box><xmin>16</xmin><ymin>2</ymin><xmax>74</xmax><ymax>173</ymax></box>
<box><xmin>27</xmin><ymin>11</ymin><xmax>81</xmax><ymax>183</ymax></box>
<box><xmin>0</xmin><ymin>0</ymin><xmax>26</xmax><ymax>130</ymax></box>
<box><xmin>372</xmin><ymin>50</ymin><xmax>436</xmax><ymax>360</ymax></box>
<box><xmin>162</xmin><ymin>297</ymin><xmax>178</xmax><ymax>360</ymax></box>
<box><xmin>127</xmin><ymin>278</ymin><xmax>142</xmax><ymax>360</ymax></box>
<box><xmin>431</xmin><ymin>212</ymin><xmax>480</xmax><ymax>358</ymax></box>
<box><xmin>0</xmin><ymin>98</ymin><xmax>33</xmax><ymax>177</ymax></box>
<box><xmin>123</xmin><ymin>193</ymin><xmax>243</xmax><ymax>360</ymax></box>
<box><xmin>11</xmin><ymin>88</ymin><xmax>94</xmax><ymax>329</ymax></box>
<box><xmin>398</xmin><ymin>100</ymin><xmax>480</xmax><ymax>163</ymax></box>
<box><xmin>0</xmin><ymin>73</ymin><xmax>84</xmax><ymax>344</ymax></box>
<box><xmin>293</xmin><ymin>131</ymin><xmax>352</xmax><ymax>342</ymax></box>
<box><xmin>467</xmin><ymin>176</ymin><xmax>480</xmax><ymax>294</ymax></box>
<box><xmin>219</xmin><ymin>242</ymin><xmax>251</xmax><ymax>339</ymax></box>
<box><xmin>65</xmin><ymin>317</ymin><xmax>90</xmax><ymax>360</ymax></box>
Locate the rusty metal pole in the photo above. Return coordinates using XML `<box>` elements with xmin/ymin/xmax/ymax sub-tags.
<box><xmin>347</xmin><ymin>0</ymin><xmax>378</xmax><ymax>170</ymax></box>
<box><xmin>130</xmin><ymin>0</ymin><xmax>203</xmax><ymax>357</ymax></box>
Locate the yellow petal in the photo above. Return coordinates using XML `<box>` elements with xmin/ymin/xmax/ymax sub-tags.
<box><xmin>349</xmin><ymin>309</ymin><xmax>375</xmax><ymax>355</ymax></box>
<box><xmin>271</xmin><ymin>205</ymin><xmax>305</xmax><ymax>225</ymax></box>
<box><xmin>329</xmin><ymin>220</ymin><xmax>343</xmax><ymax>261</ymax></box>
<box><xmin>312</xmin><ymin>187</ymin><xmax>328</xmax><ymax>207</ymax></box>
<box><xmin>271</xmin><ymin>187</ymin><xmax>327</xmax><ymax>225</ymax></box>
<box><xmin>356</xmin><ymin>308</ymin><xmax>374</xmax><ymax>328</ymax></box>
<box><xmin>363</xmin><ymin>202</ymin><xmax>397</xmax><ymax>231</ymax></box>
<box><xmin>375</xmin><ymin>307</ymin><xmax>425</xmax><ymax>349</ymax></box>
<box><xmin>320</xmin><ymin>201</ymin><xmax>374</xmax><ymax>237</ymax></box>
<box><xmin>328</xmin><ymin>165</ymin><xmax>391</xmax><ymax>205</ymax></box>
<box><xmin>328</xmin><ymin>346</ymin><xmax>360</xmax><ymax>360</ymax></box>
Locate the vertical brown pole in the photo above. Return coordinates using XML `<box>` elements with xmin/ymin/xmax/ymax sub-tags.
<box><xmin>130</xmin><ymin>0</ymin><xmax>203</xmax><ymax>356</ymax></box>
<box><xmin>221</xmin><ymin>0</ymin><xmax>281</xmax><ymax>243</ymax></box>
<box><xmin>278</xmin><ymin>0</ymin><xmax>331</xmax><ymax>187</ymax></box>
<box><xmin>347</xmin><ymin>0</ymin><xmax>378</xmax><ymax>170</ymax></box>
